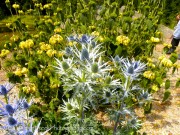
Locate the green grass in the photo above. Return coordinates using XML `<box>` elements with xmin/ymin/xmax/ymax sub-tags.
<box><xmin>0</xmin><ymin>15</ymin><xmax>35</xmax><ymax>26</ymax></box>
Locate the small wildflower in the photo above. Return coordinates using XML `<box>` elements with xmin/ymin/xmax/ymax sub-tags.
<box><xmin>143</xmin><ymin>71</ymin><xmax>155</xmax><ymax>80</ymax></box>
<box><xmin>151</xmin><ymin>84</ymin><xmax>159</xmax><ymax>92</ymax></box>
<box><xmin>116</xmin><ymin>35</ymin><xmax>130</xmax><ymax>46</ymax></box>
<box><xmin>150</xmin><ymin>37</ymin><xmax>160</xmax><ymax>43</ymax></box>
<box><xmin>12</xmin><ymin>4</ymin><xmax>20</xmax><ymax>9</ymax></box>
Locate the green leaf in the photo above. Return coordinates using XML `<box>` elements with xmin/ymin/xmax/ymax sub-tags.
<box><xmin>176</xmin><ymin>79</ymin><xmax>180</xmax><ymax>88</ymax></box>
<box><xmin>165</xmin><ymin>79</ymin><xmax>170</xmax><ymax>90</ymax></box>
<box><xmin>162</xmin><ymin>90</ymin><xmax>171</xmax><ymax>102</ymax></box>
<box><xmin>115</xmin><ymin>46</ymin><xmax>122</xmax><ymax>56</ymax></box>
<box><xmin>169</xmin><ymin>53</ymin><xmax>178</xmax><ymax>63</ymax></box>
<box><xmin>155</xmin><ymin>77</ymin><xmax>163</xmax><ymax>85</ymax></box>
<box><xmin>144</xmin><ymin>102</ymin><xmax>152</xmax><ymax>114</ymax></box>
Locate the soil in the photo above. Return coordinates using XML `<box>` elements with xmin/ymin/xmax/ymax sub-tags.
<box><xmin>0</xmin><ymin>25</ymin><xmax>180</xmax><ymax>135</ymax></box>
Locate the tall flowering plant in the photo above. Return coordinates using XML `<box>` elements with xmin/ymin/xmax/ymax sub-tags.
<box><xmin>54</xmin><ymin>35</ymin><xmax>151</xmax><ymax>134</ymax></box>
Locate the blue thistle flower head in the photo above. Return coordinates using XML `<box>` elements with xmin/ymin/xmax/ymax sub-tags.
<box><xmin>17</xmin><ymin>98</ymin><xmax>32</xmax><ymax>110</ymax></box>
<box><xmin>25</xmin><ymin>131</ymin><xmax>33</xmax><ymax>135</ymax></box>
<box><xmin>65</xmin><ymin>47</ymin><xmax>72</xmax><ymax>55</ymax></box>
<box><xmin>127</xmin><ymin>65</ymin><xmax>134</xmax><ymax>74</ymax></box>
<box><xmin>0</xmin><ymin>85</ymin><xmax>8</xmax><ymax>95</ymax></box>
<box><xmin>5</xmin><ymin>104</ymin><xmax>15</xmax><ymax>115</ymax></box>
<box><xmin>81</xmin><ymin>34</ymin><xmax>88</xmax><ymax>43</ymax></box>
<box><xmin>80</xmin><ymin>48</ymin><xmax>89</xmax><ymax>61</ymax></box>
<box><xmin>8</xmin><ymin>117</ymin><xmax>17</xmax><ymax>126</ymax></box>
<box><xmin>67</xmin><ymin>35</ymin><xmax>76</xmax><ymax>41</ymax></box>
<box><xmin>0</xmin><ymin>83</ymin><xmax>14</xmax><ymax>96</ymax></box>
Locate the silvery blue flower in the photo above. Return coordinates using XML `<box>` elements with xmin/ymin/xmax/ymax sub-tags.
<box><xmin>139</xmin><ymin>90</ymin><xmax>152</xmax><ymax>104</ymax></box>
<box><xmin>0</xmin><ymin>83</ymin><xmax>14</xmax><ymax>96</ymax></box>
<box><xmin>121</xmin><ymin>59</ymin><xmax>146</xmax><ymax>79</ymax></box>
<box><xmin>127</xmin><ymin>117</ymin><xmax>141</xmax><ymax>130</ymax></box>
<box><xmin>17</xmin><ymin>98</ymin><xmax>33</xmax><ymax>110</ymax></box>
<box><xmin>80</xmin><ymin>48</ymin><xmax>90</xmax><ymax>61</ymax></box>
<box><xmin>0</xmin><ymin>101</ymin><xmax>18</xmax><ymax>116</ymax></box>
<box><xmin>65</xmin><ymin>47</ymin><xmax>72</xmax><ymax>56</ymax></box>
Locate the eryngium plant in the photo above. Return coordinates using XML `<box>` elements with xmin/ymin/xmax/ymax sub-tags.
<box><xmin>55</xmin><ymin>34</ymin><xmax>151</xmax><ymax>134</ymax></box>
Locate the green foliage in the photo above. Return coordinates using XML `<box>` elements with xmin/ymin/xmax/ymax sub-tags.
<box><xmin>1</xmin><ymin>0</ymin><xmax>179</xmax><ymax>134</ymax></box>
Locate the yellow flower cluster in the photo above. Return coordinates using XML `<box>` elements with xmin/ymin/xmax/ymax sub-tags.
<box><xmin>6</xmin><ymin>23</ymin><xmax>11</xmax><ymax>28</ymax></box>
<box><xmin>173</xmin><ymin>63</ymin><xmax>180</xmax><ymax>68</ymax></box>
<box><xmin>18</xmin><ymin>10</ymin><xmax>24</xmax><ymax>15</ymax></box>
<box><xmin>49</xmin><ymin>34</ymin><xmax>63</xmax><ymax>45</ymax></box>
<box><xmin>0</xmin><ymin>49</ymin><xmax>10</xmax><ymax>57</ymax></box>
<box><xmin>147</xmin><ymin>62</ymin><xmax>155</xmax><ymax>68</ymax></box>
<box><xmin>150</xmin><ymin>37</ymin><xmax>160</xmax><ymax>43</ymax></box>
<box><xmin>54</xmin><ymin>27</ymin><xmax>62</xmax><ymax>33</ymax></box>
<box><xmin>40</xmin><ymin>42</ymin><xmax>51</xmax><ymax>51</ymax></box>
<box><xmin>19</xmin><ymin>39</ymin><xmax>34</xmax><ymax>49</ymax></box>
<box><xmin>116</xmin><ymin>35</ymin><xmax>130</xmax><ymax>46</ymax></box>
<box><xmin>12</xmin><ymin>4</ymin><xmax>20</xmax><ymax>9</ymax></box>
<box><xmin>143</xmin><ymin>71</ymin><xmax>155</xmax><ymax>80</ymax></box>
<box><xmin>34</xmin><ymin>3</ymin><xmax>43</xmax><ymax>10</ymax></box>
<box><xmin>22</xmin><ymin>83</ymin><xmax>36</xmax><ymax>94</ymax></box>
<box><xmin>14</xmin><ymin>67</ymin><xmax>28</xmax><ymax>76</ymax></box>
<box><xmin>98</xmin><ymin>36</ymin><xmax>104</xmax><ymax>42</ymax></box>
<box><xmin>43</xmin><ymin>3</ymin><xmax>52</xmax><ymax>9</ymax></box>
<box><xmin>10</xmin><ymin>35</ymin><xmax>19</xmax><ymax>42</ymax></box>
<box><xmin>163</xmin><ymin>43</ymin><xmax>172</xmax><ymax>48</ymax></box>
<box><xmin>159</xmin><ymin>56</ymin><xmax>173</xmax><ymax>68</ymax></box>
<box><xmin>152</xmin><ymin>84</ymin><xmax>159</xmax><ymax>92</ymax></box>
<box><xmin>91</xmin><ymin>31</ymin><xmax>100</xmax><ymax>36</ymax></box>
<box><xmin>5</xmin><ymin>0</ymin><xmax>10</xmax><ymax>3</ymax></box>
<box><xmin>46</xmin><ymin>49</ymin><xmax>57</xmax><ymax>57</ymax></box>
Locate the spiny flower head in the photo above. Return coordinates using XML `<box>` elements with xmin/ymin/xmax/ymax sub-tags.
<box><xmin>121</xmin><ymin>59</ymin><xmax>146</xmax><ymax>79</ymax></box>
<box><xmin>0</xmin><ymin>83</ymin><xmax>14</xmax><ymax>96</ymax></box>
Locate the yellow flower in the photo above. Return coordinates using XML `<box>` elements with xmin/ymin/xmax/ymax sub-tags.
<box><xmin>54</xmin><ymin>27</ymin><xmax>62</xmax><ymax>33</ymax></box>
<box><xmin>49</xmin><ymin>34</ymin><xmax>63</xmax><ymax>45</ymax></box>
<box><xmin>161</xmin><ymin>58</ymin><xmax>173</xmax><ymax>68</ymax></box>
<box><xmin>116</xmin><ymin>35</ymin><xmax>130</xmax><ymax>46</ymax></box>
<box><xmin>19</xmin><ymin>39</ymin><xmax>34</xmax><ymax>49</ymax></box>
<box><xmin>18</xmin><ymin>10</ymin><xmax>24</xmax><ymax>14</ymax></box>
<box><xmin>0</xmin><ymin>49</ymin><xmax>10</xmax><ymax>57</ymax></box>
<box><xmin>163</xmin><ymin>43</ymin><xmax>172</xmax><ymax>48</ymax></box>
<box><xmin>21</xmin><ymin>67</ymin><xmax>28</xmax><ymax>74</ymax></box>
<box><xmin>14</xmin><ymin>68</ymin><xmax>22</xmax><ymax>76</ymax></box>
<box><xmin>6</xmin><ymin>23</ymin><xmax>11</xmax><ymax>28</ymax></box>
<box><xmin>10</xmin><ymin>35</ymin><xmax>19</xmax><ymax>42</ymax></box>
<box><xmin>158</xmin><ymin>55</ymin><xmax>166</xmax><ymax>61</ymax></box>
<box><xmin>143</xmin><ymin>71</ymin><xmax>155</xmax><ymax>80</ymax></box>
<box><xmin>147</xmin><ymin>63</ymin><xmax>155</xmax><ymax>68</ymax></box>
<box><xmin>98</xmin><ymin>36</ymin><xmax>104</xmax><ymax>42</ymax></box>
<box><xmin>150</xmin><ymin>37</ymin><xmax>160</xmax><ymax>43</ymax></box>
<box><xmin>152</xmin><ymin>84</ymin><xmax>159</xmax><ymax>92</ymax></box>
<box><xmin>91</xmin><ymin>31</ymin><xmax>99</xmax><ymax>36</ymax></box>
<box><xmin>12</xmin><ymin>4</ymin><xmax>20</xmax><ymax>9</ymax></box>
<box><xmin>173</xmin><ymin>63</ymin><xmax>180</xmax><ymax>68</ymax></box>
<box><xmin>46</xmin><ymin>49</ymin><xmax>57</xmax><ymax>57</ymax></box>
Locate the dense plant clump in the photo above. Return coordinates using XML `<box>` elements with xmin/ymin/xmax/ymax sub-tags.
<box><xmin>0</xmin><ymin>0</ymin><xmax>180</xmax><ymax>134</ymax></box>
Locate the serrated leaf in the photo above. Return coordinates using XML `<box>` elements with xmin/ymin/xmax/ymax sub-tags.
<box><xmin>162</xmin><ymin>90</ymin><xmax>171</xmax><ymax>102</ymax></box>
<box><xmin>165</xmin><ymin>79</ymin><xmax>170</xmax><ymax>89</ymax></box>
